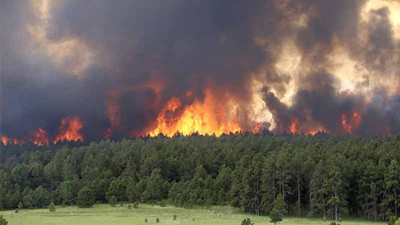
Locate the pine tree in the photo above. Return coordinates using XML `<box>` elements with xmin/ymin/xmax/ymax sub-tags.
<box><xmin>17</xmin><ymin>202</ymin><xmax>23</xmax><ymax>210</ymax></box>
<box><xmin>49</xmin><ymin>202</ymin><xmax>56</xmax><ymax>212</ymax></box>
<box><xmin>270</xmin><ymin>193</ymin><xmax>286</xmax><ymax>225</ymax></box>
<box><xmin>386</xmin><ymin>160</ymin><xmax>400</xmax><ymax>219</ymax></box>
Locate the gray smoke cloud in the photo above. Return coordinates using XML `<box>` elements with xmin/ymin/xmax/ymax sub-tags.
<box><xmin>1</xmin><ymin>0</ymin><xmax>399</xmax><ymax>142</ymax></box>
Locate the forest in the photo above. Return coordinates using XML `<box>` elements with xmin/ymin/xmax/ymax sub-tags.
<box><xmin>0</xmin><ymin>133</ymin><xmax>399</xmax><ymax>222</ymax></box>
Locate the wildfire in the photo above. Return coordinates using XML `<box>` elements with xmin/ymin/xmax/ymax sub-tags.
<box><xmin>148</xmin><ymin>91</ymin><xmax>242</xmax><ymax>137</ymax></box>
<box><xmin>309</xmin><ymin>129</ymin><xmax>318</xmax><ymax>136</ymax></box>
<box><xmin>30</xmin><ymin>128</ymin><xmax>49</xmax><ymax>146</ymax></box>
<box><xmin>54</xmin><ymin>117</ymin><xmax>84</xmax><ymax>143</ymax></box>
<box><xmin>290</xmin><ymin>117</ymin><xmax>300</xmax><ymax>134</ymax></box>
<box><xmin>252</xmin><ymin>123</ymin><xmax>264</xmax><ymax>133</ymax></box>
<box><xmin>341</xmin><ymin>111</ymin><xmax>362</xmax><ymax>134</ymax></box>
<box><xmin>1</xmin><ymin>135</ymin><xmax>25</xmax><ymax>146</ymax></box>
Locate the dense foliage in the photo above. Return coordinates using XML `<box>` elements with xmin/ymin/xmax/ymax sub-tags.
<box><xmin>0</xmin><ymin>133</ymin><xmax>399</xmax><ymax>222</ymax></box>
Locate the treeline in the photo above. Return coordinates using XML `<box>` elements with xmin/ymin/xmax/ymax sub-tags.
<box><xmin>0</xmin><ymin>134</ymin><xmax>399</xmax><ymax>222</ymax></box>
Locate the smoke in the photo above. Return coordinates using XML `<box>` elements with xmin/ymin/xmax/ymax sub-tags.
<box><xmin>1</xmin><ymin>0</ymin><xmax>399</xmax><ymax>143</ymax></box>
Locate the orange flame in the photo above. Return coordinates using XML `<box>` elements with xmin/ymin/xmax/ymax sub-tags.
<box><xmin>309</xmin><ymin>129</ymin><xmax>318</xmax><ymax>136</ymax></box>
<box><xmin>54</xmin><ymin>117</ymin><xmax>84</xmax><ymax>143</ymax></box>
<box><xmin>341</xmin><ymin>110</ymin><xmax>361</xmax><ymax>134</ymax></box>
<box><xmin>252</xmin><ymin>122</ymin><xmax>264</xmax><ymax>134</ymax></box>
<box><xmin>290</xmin><ymin>117</ymin><xmax>300</xmax><ymax>134</ymax></box>
<box><xmin>30</xmin><ymin>128</ymin><xmax>49</xmax><ymax>146</ymax></box>
<box><xmin>148</xmin><ymin>90</ymin><xmax>242</xmax><ymax>137</ymax></box>
<box><xmin>0</xmin><ymin>135</ymin><xmax>25</xmax><ymax>145</ymax></box>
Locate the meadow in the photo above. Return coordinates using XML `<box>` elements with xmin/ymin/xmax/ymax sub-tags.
<box><xmin>0</xmin><ymin>204</ymin><xmax>386</xmax><ymax>225</ymax></box>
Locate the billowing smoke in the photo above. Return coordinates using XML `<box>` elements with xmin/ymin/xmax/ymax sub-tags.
<box><xmin>1</xmin><ymin>0</ymin><xmax>399</xmax><ymax>144</ymax></box>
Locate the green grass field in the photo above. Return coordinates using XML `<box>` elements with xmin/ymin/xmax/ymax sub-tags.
<box><xmin>0</xmin><ymin>204</ymin><xmax>385</xmax><ymax>225</ymax></box>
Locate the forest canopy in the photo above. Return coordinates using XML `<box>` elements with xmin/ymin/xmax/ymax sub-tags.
<box><xmin>0</xmin><ymin>133</ymin><xmax>399</xmax><ymax>222</ymax></box>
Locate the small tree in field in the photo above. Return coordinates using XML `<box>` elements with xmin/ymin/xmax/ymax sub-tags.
<box><xmin>270</xmin><ymin>193</ymin><xmax>286</xmax><ymax>225</ymax></box>
<box><xmin>18</xmin><ymin>202</ymin><xmax>23</xmax><ymax>210</ymax></box>
<box><xmin>49</xmin><ymin>202</ymin><xmax>56</xmax><ymax>212</ymax></box>
<box><xmin>0</xmin><ymin>215</ymin><xmax>7</xmax><ymax>225</ymax></box>
<box><xmin>109</xmin><ymin>196</ymin><xmax>117</xmax><ymax>207</ymax></box>
<box><xmin>241</xmin><ymin>218</ymin><xmax>254</xmax><ymax>225</ymax></box>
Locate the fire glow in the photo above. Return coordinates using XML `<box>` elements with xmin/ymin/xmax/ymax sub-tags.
<box><xmin>341</xmin><ymin>111</ymin><xmax>362</xmax><ymax>134</ymax></box>
<box><xmin>54</xmin><ymin>117</ymin><xmax>84</xmax><ymax>143</ymax></box>
<box><xmin>1</xmin><ymin>117</ymin><xmax>84</xmax><ymax>146</ymax></box>
<box><xmin>147</xmin><ymin>91</ymin><xmax>242</xmax><ymax>137</ymax></box>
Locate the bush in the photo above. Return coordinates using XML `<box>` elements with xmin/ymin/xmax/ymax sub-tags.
<box><xmin>329</xmin><ymin>222</ymin><xmax>337</xmax><ymax>225</ymax></box>
<box><xmin>0</xmin><ymin>215</ymin><xmax>7</xmax><ymax>225</ymax></box>
<box><xmin>144</xmin><ymin>218</ymin><xmax>148</xmax><ymax>222</ymax></box>
<box><xmin>156</xmin><ymin>218</ymin><xmax>160</xmax><ymax>223</ymax></box>
<box><xmin>109</xmin><ymin>196</ymin><xmax>117</xmax><ymax>207</ymax></box>
<box><xmin>160</xmin><ymin>200</ymin><xmax>167</xmax><ymax>207</ymax></box>
<box><xmin>173</xmin><ymin>214</ymin><xmax>177</xmax><ymax>221</ymax></box>
<box><xmin>133</xmin><ymin>201</ymin><xmax>139</xmax><ymax>208</ymax></box>
<box><xmin>77</xmin><ymin>186</ymin><xmax>95</xmax><ymax>208</ymax></box>
<box><xmin>241</xmin><ymin>218</ymin><xmax>254</xmax><ymax>225</ymax></box>
<box><xmin>49</xmin><ymin>202</ymin><xmax>56</xmax><ymax>212</ymax></box>
<box><xmin>395</xmin><ymin>218</ymin><xmax>400</xmax><ymax>225</ymax></box>
<box><xmin>389</xmin><ymin>216</ymin><xmax>398</xmax><ymax>225</ymax></box>
<box><xmin>18</xmin><ymin>202</ymin><xmax>23</xmax><ymax>210</ymax></box>
<box><xmin>128</xmin><ymin>204</ymin><xmax>132</xmax><ymax>209</ymax></box>
<box><xmin>14</xmin><ymin>209</ymin><xmax>18</xmax><ymax>213</ymax></box>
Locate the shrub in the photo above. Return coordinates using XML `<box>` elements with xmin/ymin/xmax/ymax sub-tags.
<box><xmin>241</xmin><ymin>218</ymin><xmax>254</xmax><ymax>225</ymax></box>
<box><xmin>0</xmin><ymin>215</ymin><xmax>7</xmax><ymax>225</ymax></box>
<box><xmin>133</xmin><ymin>201</ymin><xmax>139</xmax><ymax>208</ymax></box>
<box><xmin>329</xmin><ymin>222</ymin><xmax>337</xmax><ymax>225</ymax></box>
<box><xmin>160</xmin><ymin>200</ymin><xmax>167</xmax><ymax>207</ymax></box>
<box><xmin>109</xmin><ymin>196</ymin><xmax>117</xmax><ymax>207</ymax></box>
<box><xmin>156</xmin><ymin>218</ymin><xmax>160</xmax><ymax>223</ymax></box>
<box><xmin>144</xmin><ymin>218</ymin><xmax>148</xmax><ymax>222</ymax></box>
<box><xmin>49</xmin><ymin>202</ymin><xmax>56</xmax><ymax>212</ymax></box>
<box><xmin>173</xmin><ymin>214</ymin><xmax>177</xmax><ymax>221</ymax></box>
<box><xmin>127</xmin><ymin>204</ymin><xmax>132</xmax><ymax>209</ymax></box>
<box><xmin>389</xmin><ymin>216</ymin><xmax>398</xmax><ymax>225</ymax></box>
<box><xmin>18</xmin><ymin>202</ymin><xmax>23</xmax><ymax>210</ymax></box>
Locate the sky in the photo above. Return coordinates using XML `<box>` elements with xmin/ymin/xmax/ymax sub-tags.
<box><xmin>1</xmin><ymin>0</ymin><xmax>400</xmax><ymax>144</ymax></box>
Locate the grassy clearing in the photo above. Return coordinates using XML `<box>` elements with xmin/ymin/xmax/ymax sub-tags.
<box><xmin>1</xmin><ymin>204</ymin><xmax>385</xmax><ymax>225</ymax></box>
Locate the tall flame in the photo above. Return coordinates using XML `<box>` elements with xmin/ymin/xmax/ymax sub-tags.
<box><xmin>290</xmin><ymin>117</ymin><xmax>300</xmax><ymax>134</ymax></box>
<box><xmin>148</xmin><ymin>91</ymin><xmax>242</xmax><ymax>137</ymax></box>
<box><xmin>54</xmin><ymin>117</ymin><xmax>84</xmax><ymax>143</ymax></box>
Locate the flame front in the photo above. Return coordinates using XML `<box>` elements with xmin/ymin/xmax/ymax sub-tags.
<box><xmin>54</xmin><ymin>117</ymin><xmax>84</xmax><ymax>143</ymax></box>
<box><xmin>148</xmin><ymin>90</ymin><xmax>242</xmax><ymax>137</ymax></box>
<box><xmin>1</xmin><ymin>135</ymin><xmax>25</xmax><ymax>146</ymax></box>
